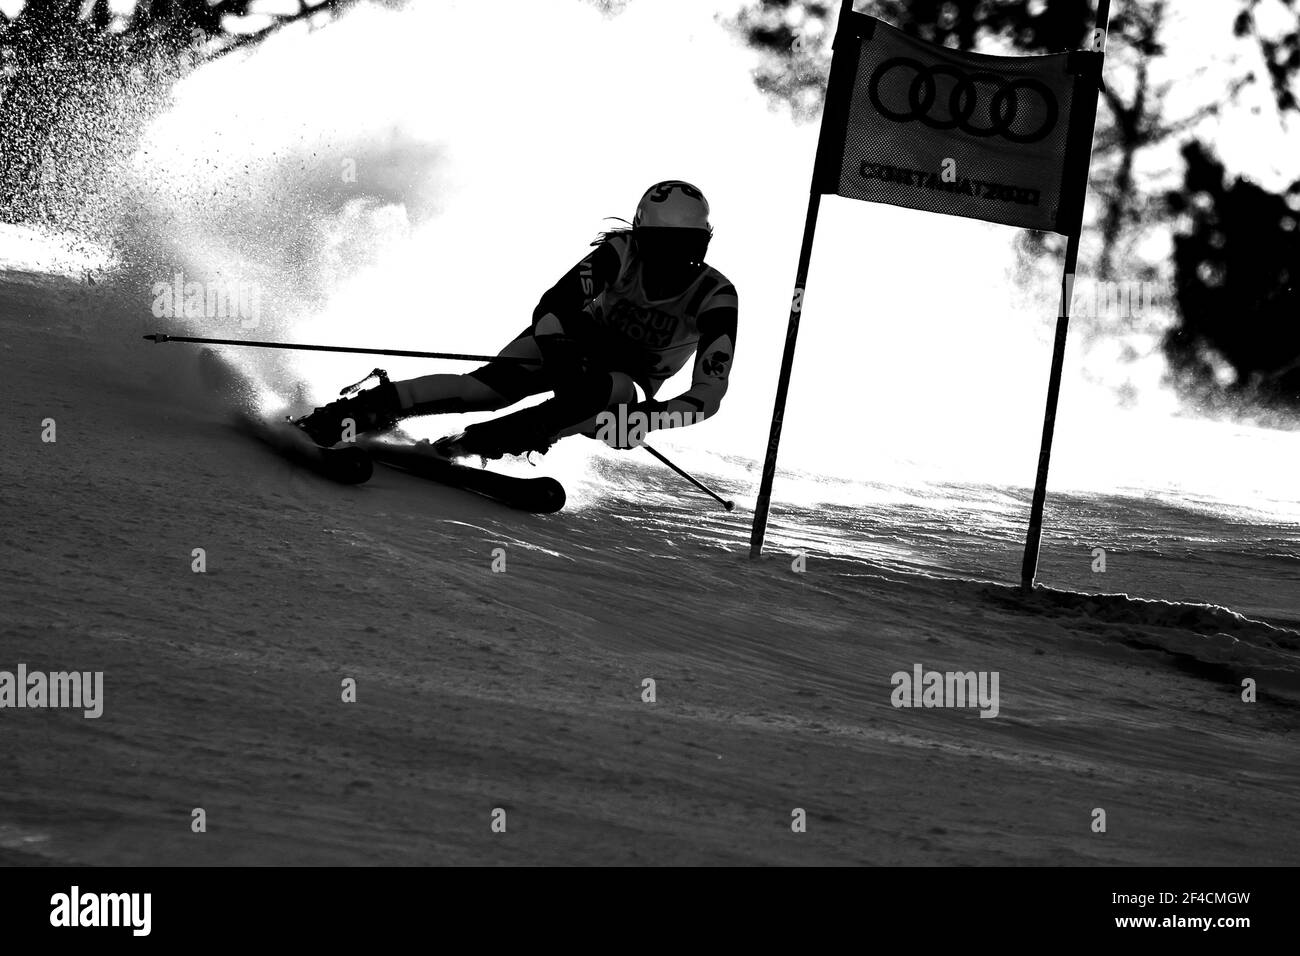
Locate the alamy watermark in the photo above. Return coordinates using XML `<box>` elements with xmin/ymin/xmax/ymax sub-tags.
<box><xmin>890</xmin><ymin>663</ymin><xmax>999</xmax><ymax>718</ymax></box>
<box><xmin>1065</xmin><ymin>278</ymin><xmax>1168</xmax><ymax>320</ymax></box>
<box><xmin>50</xmin><ymin>886</ymin><xmax>150</xmax><ymax>936</ymax></box>
<box><xmin>0</xmin><ymin>664</ymin><xmax>103</xmax><ymax>718</ymax></box>
<box><xmin>592</xmin><ymin>405</ymin><xmax>702</xmax><ymax>448</ymax></box>
<box><xmin>151</xmin><ymin>271</ymin><xmax>261</xmax><ymax>329</ymax></box>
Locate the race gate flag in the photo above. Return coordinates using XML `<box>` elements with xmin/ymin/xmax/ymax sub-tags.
<box><xmin>750</xmin><ymin>0</ymin><xmax>1110</xmax><ymax>594</ymax></box>
<box><xmin>812</xmin><ymin>10</ymin><xmax>1102</xmax><ymax>235</ymax></box>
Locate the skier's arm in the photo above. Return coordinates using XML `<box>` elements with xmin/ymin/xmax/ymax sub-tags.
<box><xmin>531</xmin><ymin>238</ymin><xmax>624</xmax><ymax>354</ymax></box>
<box><xmin>634</xmin><ymin>287</ymin><xmax>738</xmax><ymax>432</ymax></box>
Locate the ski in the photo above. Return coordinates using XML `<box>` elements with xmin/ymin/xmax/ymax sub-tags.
<box><xmin>238</xmin><ymin>415</ymin><xmax>373</xmax><ymax>485</ymax></box>
<box><xmin>360</xmin><ymin>437</ymin><xmax>566</xmax><ymax>513</ymax></box>
<box><xmin>199</xmin><ymin>350</ymin><xmax>373</xmax><ymax>485</ymax></box>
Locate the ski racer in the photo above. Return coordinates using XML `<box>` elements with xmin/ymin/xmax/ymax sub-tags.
<box><xmin>296</xmin><ymin>180</ymin><xmax>738</xmax><ymax>459</ymax></box>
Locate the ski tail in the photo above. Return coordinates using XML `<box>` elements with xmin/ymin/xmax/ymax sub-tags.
<box><xmin>361</xmin><ymin>437</ymin><xmax>566</xmax><ymax>513</ymax></box>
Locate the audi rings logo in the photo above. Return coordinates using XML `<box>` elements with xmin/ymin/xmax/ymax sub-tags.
<box><xmin>867</xmin><ymin>57</ymin><xmax>1059</xmax><ymax>144</ymax></box>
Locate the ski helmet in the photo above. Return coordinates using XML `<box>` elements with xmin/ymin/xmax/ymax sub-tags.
<box><xmin>633</xmin><ymin>181</ymin><xmax>712</xmax><ymax>266</ymax></box>
<box><xmin>633</xmin><ymin>180</ymin><xmax>711</xmax><ymax>231</ymax></box>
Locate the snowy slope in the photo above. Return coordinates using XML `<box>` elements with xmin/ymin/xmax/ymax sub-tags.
<box><xmin>3</xmin><ymin>247</ymin><xmax>1298</xmax><ymax>865</ymax></box>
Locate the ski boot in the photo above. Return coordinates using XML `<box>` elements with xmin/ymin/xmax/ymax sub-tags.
<box><xmin>296</xmin><ymin>369</ymin><xmax>403</xmax><ymax>448</ymax></box>
<box><xmin>433</xmin><ymin>407</ymin><xmax>556</xmax><ymax>462</ymax></box>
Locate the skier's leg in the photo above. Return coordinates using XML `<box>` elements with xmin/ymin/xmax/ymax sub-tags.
<box><xmin>395</xmin><ymin>328</ymin><xmax>549</xmax><ymax>415</ymax></box>
<box><xmin>449</xmin><ymin>370</ymin><xmax>637</xmax><ymax>459</ymax></box>
<box><xmin>297</xmin><ymin>328</ymin><xmax>548</xmax><ymax>446</ymax></box>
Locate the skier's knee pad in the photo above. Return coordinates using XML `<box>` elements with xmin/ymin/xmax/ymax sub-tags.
<box><xmin>564</xmin><ymin>370</ymin><xmax>635</xmax><ymax>408</ymax></box>
<box><xmin>606</xmin><ymin>372</ymin><xmax>637</xmax><ymax>408</ymax></box>
<box><xmin>554</xmin><ymin>370</ymin><xmax>617</xmax><ymax>417</ymax></box>
<box><xmin>546</xmin><ymin>370</ymin><xmax>638</xmax><ymax>438</ymax></box>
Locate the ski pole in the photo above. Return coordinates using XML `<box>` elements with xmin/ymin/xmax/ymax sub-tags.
<box><xmin>641</xmin><ymin>444</ymin><xmax>735</xmax><ymax>512</ymax></box>
<box><xmin>142</xmin><ymin>333</ymin><xmax>541</xmax><ymax>364</ymax></box>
